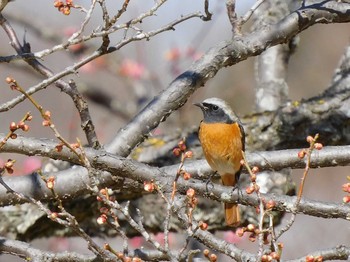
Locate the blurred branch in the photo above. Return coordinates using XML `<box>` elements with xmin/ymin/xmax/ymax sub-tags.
<box><xmin>106</xmin><ymin>0</ymin><xmax>350</xmax><ymax>157</ymax></box>
<box><xmin>80</xmin><ymin>84</ymin><xmax>132</xmax><ymax>120</ymax></box>
<box><xmin>326</xmin><ymin>44</ymin><xmax>350</xmax><ymax>95</ymax></box>
<box><xmin>253</xmin><ymin>0</ymin><xmax>291</xmax><ymax>111</ymax></box>
<box><xmin>243</xmin><ymin>91</ymin><xmax>350</xmax><ymax>150</ymax></box>
<box><xmin>4</xmin><ymin>12</ymin><xmax>62</xmax><ymax>43</ymax></box>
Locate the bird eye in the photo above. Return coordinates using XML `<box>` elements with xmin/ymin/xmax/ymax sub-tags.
<box><xmin>212</xmin><ymin>105</ymin><xmax>219</xmax><ymax>111</ymax></box>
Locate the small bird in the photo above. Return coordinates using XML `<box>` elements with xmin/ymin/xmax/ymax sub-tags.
<box><xmin>195</xmin><ymin>97</ymin><xmax>245</xmax><ymax>226</ymax></box>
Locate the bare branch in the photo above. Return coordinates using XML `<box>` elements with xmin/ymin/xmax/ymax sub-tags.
<box><xmin>106</xmin><ymin>1</ymin><xmax>350</xmax><ymax>156</ymax></box>
<box><xmin>288</xmin><ymin>245</ymin><xmax>350</xmax><ymax>262</ymax></box>
<box><xmin>0</xmin><ymin>236</ymin><xmax>103</xmax><ymax>262</ymax></box>
<box><xmin>0</xmin><ymin>134</ymin><xmax>349</xmax><ymax>220</ymax></box>
<box><xmin>0</xmin><ymin>13</ymin><xmax>100</xmax><ymax>148</ymax></box>
<box><xmin>225</xmin><ymin>0</ymin><xmax>239</xmax><ymax>34</ymax></box>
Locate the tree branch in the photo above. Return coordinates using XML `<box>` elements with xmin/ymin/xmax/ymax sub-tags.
<box><xmin>0</xmin><ymin>134</ymin><xmax>349</xmax><ymax>217</ymax></box>
<box><xmin>0</xmin><ymin>13</ymin><xmax>100</xmax><ymax>148</ymax></box>
<box><xmin>0</xmin><ymin>236</ymin><xmax>103</xmax><ymax>262</ymax></box>
<box><xmin>106</xmin><ymin>1</ymin><xmax>350</xmax><ymax>156</ymax></box>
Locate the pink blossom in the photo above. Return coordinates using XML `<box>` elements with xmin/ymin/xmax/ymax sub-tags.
<box><xmin>118</xmin><ymin>59</ymin><xmax>145</xmax><ymax>79</ymax></box>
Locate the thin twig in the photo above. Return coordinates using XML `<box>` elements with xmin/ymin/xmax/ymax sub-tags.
<box><xmin>276</xmin><ymin>134</ymin><xmax>320</xmax><ymax>239</ymax></box>
<box><xmin>241</xmin><ymin>151</ymin><xmax>266</xmax><ymax>259</ymax></box>
<box><xmin>92</xmin><ymin>186</ymin><xmax>177</xmax><ymax>261</ymax></box>
<box><xmin>240</xmin><ymin>0</ymin><xmax>267</xmax><ymax>25</ymax></box>
<box><xmin>202</xmin><ymin>0</ymin><xmax>212</xmax><ymax>21</ymax></box>
<box><xmin>226</xmin><ymin>0</ymin><xmax>240</xmax><ymax>34</ymax></box>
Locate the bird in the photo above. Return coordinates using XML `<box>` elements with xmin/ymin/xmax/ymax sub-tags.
<box><xmin>195</xmin><ymin>97</ymin><xmax>245</xmax><ymax>227</ymax></box>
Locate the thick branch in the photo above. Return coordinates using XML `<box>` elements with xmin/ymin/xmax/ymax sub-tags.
<box><xmin>0</xmin><ymin>236</ymin><xmax>102</xmax><ymax>262</ymax></box>
<box><xmin>106</xmin><ymin>1</ymin><xmax>350</xmax><ymax>156</ymax></box>
<box><xmin>253</xmin><ymin>0</ymin><xmax>291</xmax><ymax>111</ymax></box>
<box><xmin>0</xmin><ymin>135</ymin><xmax>349</xmax><ymax>218</ymax></box>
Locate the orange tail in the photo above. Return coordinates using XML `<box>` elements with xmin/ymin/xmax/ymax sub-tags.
<box><xmin>221</xmin><ymin>173</ymin><xmax>240</xmax><ymax>227</ymax></box>
<box><xmin>225</xmin><ymin>203</ymin><xmax>240</xmax><ymax>227</ymax></box>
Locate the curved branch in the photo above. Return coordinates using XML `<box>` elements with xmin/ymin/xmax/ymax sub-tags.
<box><xmin>106</xmin><ymin>1</ymin><xmax>350</xmax><ymax>156</ymax></box>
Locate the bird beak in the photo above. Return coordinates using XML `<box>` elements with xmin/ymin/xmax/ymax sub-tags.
<box><xmin>193</xmin><ymin>102</ymin><xmax>203</xmax><ymax>109</ymax></box>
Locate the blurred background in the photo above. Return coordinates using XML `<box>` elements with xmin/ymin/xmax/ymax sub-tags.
<box><xmin>0</xmin><ymin>0</ymin><xmax>349</xmax><ymax>261</ymax></box>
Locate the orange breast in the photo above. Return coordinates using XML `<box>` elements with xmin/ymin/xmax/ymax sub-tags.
<box><xmin>199</xmin><ymin>122</ymin><xmax>243</xmax><ymax>176</ymax></box>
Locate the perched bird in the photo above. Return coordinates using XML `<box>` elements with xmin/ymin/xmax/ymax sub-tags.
<box><xmin>195</xmin><ymin>97</ymin><xmax>245</xmax><ymax>226</ymax></box>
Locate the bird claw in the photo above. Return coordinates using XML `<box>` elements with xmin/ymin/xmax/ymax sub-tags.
<box><xmin>205</xmin><ymin>171</ymin><xmax>216</xmax><ymax>192</ymax></box>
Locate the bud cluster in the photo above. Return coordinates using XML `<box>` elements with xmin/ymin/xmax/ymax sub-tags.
<box><xmin>7</xmin><ymin>112</ymin><xmax>33</xmax><ymax>142</ymax></box>
<box><xmin>186</xmin><ymin>187</ymin><xmax>198</xmax><ymax>222</ymax></box>
<box><xmin>306</xmin><ymin>255</ymin><xmax>323</xmax><ymax>262</ymax></box>
<box><xmin>245</xmin><ymin>166</ymin><xmax>260</xmax><ymax>195</ymax></box>
<box><xmin>6</xmin><ymin>77</ymin><xmax>19</xmax><ymax>91</ymax></box>
<box><xmin>42</xmin><ymin>110</ymin><xmax>52</xmax><ymax>127</ymax></box>
<box><xmin>342</xmin><ymin>182</ymin><xmax>350</xmax><ymax>204</ymax></box>
<box><xmin>54</xmin><ymin>0</ymin><xmax>74</xmax><ymax>15</ymax></box>
<box><xmin>96</xmin><ymin>188</ymin><xmax>120</xmax><ymax>228</ymax></box>
<box><xmin>236</xmin><ymin>223</ymin><xmax>260</xmax><ymax>242</ymax></box>
<box><xmin>261</xmin><ymin>252</ymin><xmax>281</xmax><ymax>262</ymax></box>
<box><xmin>203</xmin><ymin>249</ymin><xmax>217</xmax><ymax>262</ymax></box>
<box><xmin>173</xmin><ymin>139</ymin><xmax>193</xmax><ymax>181</ymax></box>
<box><xmin>298</xmin><ymin>135</ymin><xmax>323</xmax><ymax>159</ymax></box>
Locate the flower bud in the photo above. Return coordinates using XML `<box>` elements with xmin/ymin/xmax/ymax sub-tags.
<box><xmin>97</xmin><ymin>214</ymin><xmax>107</xmax><ymax>225</ymax></box>
<box><xmin>251</xmin><ymin>166</ymin><xmax>259</xmax><ymax>174</ymax></box>
<box><xmin>306</xmin><ymin>255</ymin><xmax>315</xmax><ymax>262</ymax></box>
<box><xmin>144</xmin><ymin>181</ymin><xmax>155</xmax><ymax>192</ymax></box>
<box><xmin>342</xmin><ymin>183</ymin><xmax>350</xmax><ymax>193</ymax></box>
<box><xmin>199</xmin><ymin>221</ymin><xmax>208</xmax><ymax>230</ymax></box>
<box><xmin>266</xmin><ymin>199</ymin><xmax>276</xmax><ymax>210</ymax></box>
<box><xmin>172</xmin><ymin>147</ymin><xmax>181</xmax><ymax>156</ymax></box>
<box><xmin>306</xmin><ymin>136</ymin><xmax>314</xmax><ymax>143</ymax></box>
<box><xmin>178</xmin><ymin>140</ymin><xmax>186</xmax><ymax>151</ymax></box>
<box><xmin>9</xmin><ymin>122</ymin><xmax>17</xmax><ymax>132</ymax></box>
<box><xmin>247</xmin><ymin>224</ymin><xmax>255</xmax><ymax>232</ymax></box>
<box><xmin>5</xmin><ymin>77</ymin><xmax>14</xmax><ymax>84</ymax></box>
<box><xmin>236</xmin><ymin>227</ymin><xmax>245</xmax><ymax>237</ymax></box>
<box><xmin>183</xmin><ymin>172</ymin><xmax>191</xmax><ymax>180</ymax></box>
<box><xmin>186</xmin><ymin>188</ymin><xmax>195</xmax><ymax>198</ymax></box>
<box><xmin>246</xmin><ymin>185</ymin><xmax>255</xmax><ymax>194</ymax></box>
<box><xmin>203</xmin><ymin>249</ymin><xmax>210</xmax><ymax>257</ymax></box>
<box><xmin>298</xmin><ymin>150</ymin><xmax>306</xmax><ymax>159</ymax></box>
<box><xmin>184</xmin><ymin>150</ymin><xmax>193</xmax><ymax>158</ymax></box>
<box><xmin>342</xmin><ymin>195</ymin><xmax>350</xmax><ymax>203</ymax></box>
<box><xmin>314</xmin><ymin>143</ymin><xmax>323</xmax><ymax>150</ymax></box>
